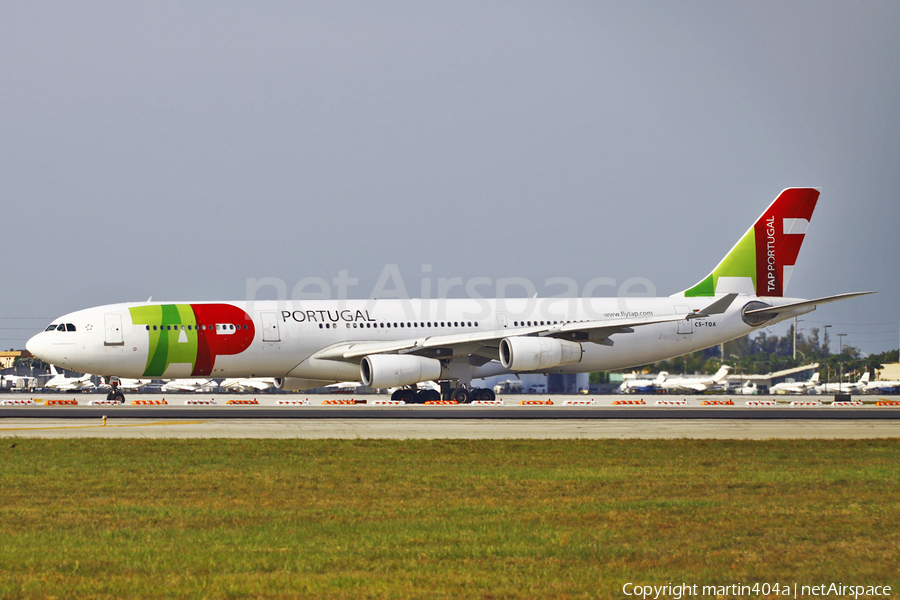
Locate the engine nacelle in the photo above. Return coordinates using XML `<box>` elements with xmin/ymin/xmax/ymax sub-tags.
<box><xmin>360</xmin><ymin>355</ymin><xmax>442</xmax><ymax>388</ymax></box>
<box><xmin>274</xmin><ymin>377</ymin><xmax>331</xmax><ymax>392</ymax></box>
<box><xmin>499</xmin><ymin>337</ymin><xmax>582</xmax><ymax>371</ymax></box>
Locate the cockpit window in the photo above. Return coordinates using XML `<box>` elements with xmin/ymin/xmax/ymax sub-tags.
<box><xmin>46</xmin><ymin>324</ymin><xmax>58</xmax><ymax>331</ymax></box>
<box><xmin>66</xmin><ymin>323</ymin><xmax>76</xmax><ymax>332</ymax></box>
<box><xmin>56</xmin><ymin>324</ymin><xmax>66</xmax><ymax>331</ymax></box>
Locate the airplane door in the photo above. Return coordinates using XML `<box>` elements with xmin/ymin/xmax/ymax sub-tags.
<box><xmin>104</xmin><ymin>313</ymin><xmax>124</xmax><ymax>346</ymax></box>
<box><xmin>497</xmin><ymin>313</ymin><xmax>508</xmax><ymax>329</ymax></box>
<box><xmin>260</xmin><ymin>312</ymin><xmax>281</xmax><ymax>342</ymax></box>
<box><xmin>674</xmin><ymin>305</ymin><xmax>693</xmax><ymax>335</ymax></box>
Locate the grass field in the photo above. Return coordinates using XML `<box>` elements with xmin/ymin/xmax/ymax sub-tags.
<box><xmin>1</xmin><ymin>439</ymin><xmax>898</xmax><ymax>599</ymax></box>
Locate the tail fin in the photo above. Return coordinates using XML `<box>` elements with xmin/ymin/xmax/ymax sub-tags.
<box><xmin>682</xmin><ymin>188</ymin><xmax>819</xmax><ymax>297</ymax></box>
<box><xmin>810</xmin><ymin>372</ymin><xmax>820</xmax><ymax>384</ymax></box>
<box><xmin>859</xmin><ymin>372</ymin><xmax>870</xmax><ymax>384</ymax></box>
<box><xmin>49</xmin><ymin>364</ymin><xmax>59</xmax><ymax>376</ymax></box>
<box><xmin>712</xmin><ymin>365</ymin><xmax>731</xmax><ymax>382</ymax></box>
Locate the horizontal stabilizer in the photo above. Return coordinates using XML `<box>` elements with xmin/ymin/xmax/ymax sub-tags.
<box><xmin>744</xmin><ymin>291</ymin><xmax>875</xmax><ymax>319</ymax></box>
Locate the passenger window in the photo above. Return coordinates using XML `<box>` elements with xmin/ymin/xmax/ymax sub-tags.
<box><xmin>146</xmin><ymin>325</ymin><xmax>150</xmax><ymax>331</ymax></box>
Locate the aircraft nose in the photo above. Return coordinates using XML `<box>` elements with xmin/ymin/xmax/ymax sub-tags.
<box><xmin>26</xmin><ymin>332</ymin><xmax>47</xmax><ymax>361</ymax></box>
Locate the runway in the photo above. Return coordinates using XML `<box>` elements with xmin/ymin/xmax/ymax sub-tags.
<box><xmin>1</xmin><ymin>393</ymin><xmax>898</xmax><ymax>439</ymax></box>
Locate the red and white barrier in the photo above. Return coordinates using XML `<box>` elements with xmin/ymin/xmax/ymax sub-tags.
<box><xmin>655</xmin><ymin>400</ymin><xmax>687</xmax><ymax>405</ymax></box>
<box><xmin>424</xmin><ymin>400</ymin><xmax>458</xmax><ymax>405</ymax></box>
<box><xmin>613</xmin><ymin>399</ymin><xmax>646</xmax><ymax>405</ymax></box>
<box><xmin>562</xmin><ymin>399</ymin><xmax>595</xmax><ymax>405</ymax></box>
<box><xmin>276</xmin><ymin>399</ymin><xmax>311</xmax><ymax>405</ymax></box>
<box><xmin>1</xmin><ymin>398</ymin><xmax>35</xmax><ymax>405</ymax></box>
<box><xmin>227</xmin><ymin>399</ymin><xmax>259</xmax><ymax>405</ymax></box>
<box><xmin>701</xmin><ymin>400</ymin><xmax>734</xmax><ymax>406</ymax></box>
<box><xmin>88</xmin><ymin>399</ymin><xmax>121</xmax><ymax>406</ymax></box>
<box><xmin>371</xmin><ymin>400</ymin><xmax>405</xmax><ymax>405</ymax></box>
<box><xmin>322</xmin><ymin>399</ymin><xmax>366</xmax><ymax>405</ymax></box>
<box><xmin>132</xmin><ymin>399</ymin><xmax>168</xmax><ymax>405</ymax></box>
<box><xmin>520</xmin><ymin>399</ymin><xmax>554</xmax><ymax>405</ymax></box>
<box><xmin>47</xmin><ymin>399</ymin><xmax>79</xmax><ymax>406</ymax></box>
<box><xmin>184</xmin><ymin>399</ymin><xmax>217</xmax><ymax>405</ymax></box>
<box><xmin>790</xmin><ymin>401</ymin><xmax>822</xmax><ymax>406</ymax></box>
<box><xmin>876</xmin><ymin>400</ymin><xmax>900</xmax><ymax>406</ymax></box>
<box><xmin>745</xmin><ymin>400</ymin><xmax>778</xmax><ymax>406</ymax></box>
<box><xmin>470</xmin><ymin>400</ymin><xmax>504</xmax><ymax>405</ymax></box>
<box><xmin>831</xmin><ymin>401</ymin><xmax>864</xmax><ymax>407</ymax></box>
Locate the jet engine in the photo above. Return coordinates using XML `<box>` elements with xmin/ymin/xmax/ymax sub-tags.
<box><xmin>360</xmin><ymin>355</ymin><xmax>442</xmax><ymax>388</ymax></box>
<box><xmin>499</xmin><ymin>337</ymin><xmax>582</xmax><ymax>371</ymax></box>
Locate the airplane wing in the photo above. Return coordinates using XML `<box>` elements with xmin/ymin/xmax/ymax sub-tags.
<box><xmin>313</xmin><ymin>312</ymin><xmax>691</xmax><ymax>364</ymax></box>
<box><xmin>312</xmin><ymin>295</ymin><xmax>739</xmax><ymax>364</ymax></box>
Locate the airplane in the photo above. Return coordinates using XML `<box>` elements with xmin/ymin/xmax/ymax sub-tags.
<box><xmin>160</xmin><ymin>378</ymin><xmax>215</xmax><ymax>393</ymax></box>
<box><xmin>98</xmin><ymin>377</ymin><xmax>154</xmax><ymax>392</ymax></box>
<box><xmin>42</xmin><ymin>365</ymin><xmax>95</xmax><ymax>392</ymax></box>
<box><xmin>771</xmin><ymin>372</ymin><xmax>819</xmax><ymax>394</ymax></box>
<box><xmin>26</xmin><ymin>188</ymin><xmax>874</xmax><ymax>404</ymax></box>
<box><xmin>865</xmin><ymin>377</ymin><xmax>900</xmax><ymax>394</ymax></box>
<box><xmin>659</xmin><ymin>365</ymin><xmax>731</xmax><ymax>394</ymax></box>
<box><xmin>731</xmin><ymin>381</ymin><xmax>759</xmax><ymax>395</ymax></box>
<box><xmin>220</xmin><ymin>377</ymin><xmax>277</xmax><ymax>392</ymax></box>
<box><xmin>619</xmin><ymin>371</ymin><xmax>668</xmax><ymax>394</ymax></box>
<box><xmin>815</xmin><ymin>371</ymin><xmax>870</xmax><ymax>395</ymax></box>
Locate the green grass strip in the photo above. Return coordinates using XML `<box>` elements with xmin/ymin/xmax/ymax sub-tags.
<box><xmin>0</xmin><ymin>439</ymin><xmax>898</xmax><ymax>599</ymax></box>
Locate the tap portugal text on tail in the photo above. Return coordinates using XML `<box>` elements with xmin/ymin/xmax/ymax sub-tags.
<box><xmin>26</xmin><ymin>188</ymin><xmax>874</xmax><ymax>403</ymax></box>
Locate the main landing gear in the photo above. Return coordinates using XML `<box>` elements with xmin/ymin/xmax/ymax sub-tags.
<box><xmin>390</xmin><ymin>384</ymin><xmax>496</xmax><ymax>404</ymax></box>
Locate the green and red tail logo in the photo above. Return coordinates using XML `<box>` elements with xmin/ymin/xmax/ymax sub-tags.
<box><xmin>684</xmin><ymin>188</ymin><xmax>819</xmax><ymax>297</ymax></box>
<box><xmin>129</xmin><ymin>303</ymin><xmax>255</xmax><ymax>377</ymax></box>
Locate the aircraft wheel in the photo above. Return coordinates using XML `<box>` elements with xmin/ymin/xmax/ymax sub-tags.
<box><xmin>113</xmin><ymin>391</ymin><xmax>125</xmax><ymax>404</ymax></box>
<box><xmin>391</xmin><ymin>389</ymin><xmax>404</xmax><ymax>401</ymax></box>
<box><xmin>415</xmin><ymin>389</ymin><xmax>440</xmax><ymax>403</ymax></box>
<box><xmin>106</xmin><ymin>392</ymin><xmax>114</xmax><ymax>401</ymax></box>
<box><xmin>398</xmin><ymin>389</ymin><xmax>416</xmax><ymax>404</ymax></box>
<box><xmin>451</xmin><ymin>388</ymin><xmax>470</xmax><ymax>404</ymax></box>
<box><xmin>473</xmin><ymin>388</ymin><xmax>496</xmax><ymax>401</ymax></box>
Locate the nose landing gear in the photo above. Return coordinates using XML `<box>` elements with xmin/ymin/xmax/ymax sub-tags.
<box><xmin>105</xmin><ymin>377</ymin><xmax>126</xmax><ymax>404</ymax></box>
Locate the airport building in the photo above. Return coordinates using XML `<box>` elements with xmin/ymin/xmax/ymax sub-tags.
<box><xmin>0</xmin><ymin>350</ymin><xmax>31</xmax><ymax>370</ymax></box>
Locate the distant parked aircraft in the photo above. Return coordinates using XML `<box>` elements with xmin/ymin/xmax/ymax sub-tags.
<box><xmin>619</xmin><ymin>372</ymin><xmax>668</xmax><ymax>394</ymax></box>
<box><xmin>816</xmin><ymin>372</ymin><xmax>870</xmax><ymax>394</ymax></box>
<box><xmin>771</xmin><ymin>372</ymin><xmax>820</xmax><ymax>394</ymax></box>
<box><xmin>161</xmin><ymin>378</ymin><xmax>214</xmax><ymax>393</ymax></box>
<box><xmin>660</xmin><ymin>366</ymin><xmax>731</xmax><ymax>393</ymax></box>
<box><xmin>220</xmin><ymin>377</ymin><xmax>277</xmax><ymax>392</ymax></box>
<box><xmin>42</xmin><ymin>365</ymin><xmax>94</xmax><ymax>391</ymax></box>
<box><xmin>866</xmin><ymin>376</ymin><xmax>900</xmax><ymax>394</ymax></box>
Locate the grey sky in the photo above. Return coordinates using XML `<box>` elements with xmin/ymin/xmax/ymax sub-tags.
<box><xmin>2</xmin><ymin>2</ymin><xmax>898</xmax><ymax>354</ymax></box>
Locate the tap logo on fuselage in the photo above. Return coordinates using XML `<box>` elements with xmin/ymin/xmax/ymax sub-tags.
<box><xmin>129</xmin><ymin>304</ymin><xmax>255</xmax><ymax>377</ymax></box>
